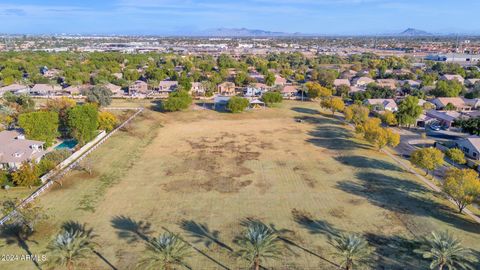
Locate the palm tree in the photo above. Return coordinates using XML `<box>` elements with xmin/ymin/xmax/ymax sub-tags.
<box><xmin>236</xmin><ymin>223</ymin><xmax>282</xmax><ymax>270</ymax></box>
<box><xmin>137</xmin><ymin>232</ymin><xmax>191</xmax><ymax>270</ymax></box>
<box><xmin>46</xmin><ymin>225</ymin><xmax>98</xmax><ymax>270</ymax></box>
<box><xmin>328</xmin><ymin>233</ymin><xmax>371</xmax><ymax>270</ymax></box>
<box><xmin>416</xmin><ymin>231</ymin><xmax>477</xmax><ymax>270</ymax></box>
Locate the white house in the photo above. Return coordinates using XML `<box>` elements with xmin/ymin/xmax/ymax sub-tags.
<box><xmin>365</xmin><ymin>99</ymin><xmax>398</xmax><ymax>112</ymax></box>
<box><xmin>455</xmin><ymin>136</ymin><xmax>480</xmax><ymax>160</ymax></box>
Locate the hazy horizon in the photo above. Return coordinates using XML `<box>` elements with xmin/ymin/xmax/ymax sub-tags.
<box><xmin>0</xmin><ymin>0</ymin><xmax>479</xmax><ymax>35</ymax></box>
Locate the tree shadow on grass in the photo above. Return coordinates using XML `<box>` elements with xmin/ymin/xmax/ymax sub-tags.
<box><xmin>291</xmin><ymin>107</ymin><xmax>319</xmax><ymax>115</ymax></box>
<box><xmin>365</xmin><ymin>233</ymin><xmax>425</xmax><ymax>270</ymax></box>
<box><xmin>110</xmin><ymin>215</ymin><xmax>153</xmax><ymax>244</ymax></box>
<box><xmin>291</xmin><ymin>209</ymin><xmax>341</xmax><ymax>238</ymax></box>
<box><xmin>334</xmin><ymin>155</ymin><xmax>403</xmax><ymax>172</ymax></box>
<box><xmin>179</xmin><ymin>220</ymin><xmax>233</xmax><ymax>252</ymax></box>
<box><xmin>337</xmin><ymin>172</ymin><xmax>480</xmax><ymax>234</ymax></box>
<box><xmin>307</xmin><ymin>126</ymin><xmax>371</xmax><ymax>151</ymax></box>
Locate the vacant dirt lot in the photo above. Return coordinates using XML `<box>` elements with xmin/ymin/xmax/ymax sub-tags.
<box><xmin>1</xmin><ymin>100</ymin><xmax>479</xmax><ymax>270</ymax></box>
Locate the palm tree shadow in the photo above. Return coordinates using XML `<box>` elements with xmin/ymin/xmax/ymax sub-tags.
<box><xmin>291</xmin><ymin>208</ymin><xmax>341</xmax><ymax>238</ymax></box>
<box><xmin>0</xmin><ymin>222</ymin><xmax>41</xmax><ymax>270</ymax></box>
<box><xmin>179</xmin><ymin>219</ymin><xmax>233</xmax><ymax>252</ymax></box>
<box><xmin>110</xmin><ymin>215</ymin><xmax>152</xmax><ymax>244</ymax></box>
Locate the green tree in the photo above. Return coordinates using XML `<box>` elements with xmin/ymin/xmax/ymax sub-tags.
<box><xmin>443</xmin><ymin>168</ymin><xmax>480</xmax><ymax>213</ymax></box>
<box><xmin>236</xmin><ymin>223</ymin><xmax>282</xmax><ymax>270</ymax></box>
<box><xmin>137</xmin><ymin>232</ymin><xmax>191</xmax><ymax>270</ymax></box>
<box><xmin>67</xmin><ymin>104</ymin><xmax>99</xmax><ymax>145</ymax></box>
<box><xmin>445</xmin><ymin>148</ymin><xmax>466</xmax><ymax>165</ymax></box>
<box><xmin>83</xmin><ymin>86</ymin><xmax>113</xmax><ymax>107</ymax></box>
<box><xmin>431</xmin><ymin>80</ymin><xmax>464</xmax><ymax>97</ymax></box>
<box><xmin>162</xmin><ymin>90</ymin><xmax>192</xmax><ymax>112</ymax></box>
<box><xmin>329</xmin><ymin>233</ymin><xmax>371</xmax><ymax>270</ymax></box>
<box><xmin>410</xmin><ymin>148</ymin><xmax>444</xmax><ymax>175</ymax></box>
<box><xmin>396</xmin><ymin>96</ymin><xmax>423</xmax><ymax>127</ymax></box>
<box><xmin>261</xmin><ymin>92</ymin><xmax>283</xmax><ymax>107</ymax></box>
<box><xmin>454</xmin><ymin>117</ymin><xmax>480</xmax><ymax>135</ymax></box>
<box><xmin>264</xmin><ymin>72</ymin><xmax>275</xmax><ymax>86</ymax></box>
<box><xmin>46</xmin><ymin>223</ymin><xmax>98</xmax><ymax>270</ymax></box>
<box><xmin>416</xmin><ymin>231</ymin><xmax>477</xmax><ymax>270</ymax></box>
<box><xmin>381</xmin><ymin>111</ymin><xmax>398</xmax><ymax>126</ymax></box>
<box><xmin>227</xmin><ymin>96</ymin><xmax>249</xmax><ymax>113</ymax></box>
<box><xmin>18</xmin><ymin>111</ymin><xmax>59</xmax><ymax>147</ymax></box>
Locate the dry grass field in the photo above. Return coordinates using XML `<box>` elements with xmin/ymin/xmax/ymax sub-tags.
<box><xmin>1</xmin><ymin>100</ymin><xmax>479</xmax><ymax>270</ymax></box>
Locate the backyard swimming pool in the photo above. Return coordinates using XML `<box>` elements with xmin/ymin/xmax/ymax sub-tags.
<box><xmin>55</xmin><ymin>140</ymin><xmax>78</xmax><ymax>150</ymax></box>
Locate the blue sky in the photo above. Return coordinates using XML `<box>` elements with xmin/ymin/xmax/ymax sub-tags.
<box><xmin>0</xmin><ymin>0</ymin><xmax>479</xmax><ymax>35</ymax></box>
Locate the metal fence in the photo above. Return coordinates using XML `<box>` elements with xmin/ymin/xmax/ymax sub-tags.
<box><xmin>0</xmin><ymin>107</ymin><xmax>144</xmax><ymax>226</ymax></box>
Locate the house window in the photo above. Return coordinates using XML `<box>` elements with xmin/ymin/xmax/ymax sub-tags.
<box><xmin>463</xmin><ymin>147</ymin><xmax>470</xmax><ymax>154</ymax></box>
<box><xmin>473</xmin><ymin>152</ymin><xmax>478</xmax><ymax>158</ymax></box>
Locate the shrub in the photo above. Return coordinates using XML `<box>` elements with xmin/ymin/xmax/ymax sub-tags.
<box><xmin>163</xmin><ymin>91</ymin><xmax>192</xmax><ymax>112</ymax></box>
<box><xmin>227</xmin><ymin>96</ymin><xmax>249</xmax><ymax>113</ymax></box>
<box><xmin>445</xmin><ymin>148</ymin><xmax>466</xmax><ymax>165</ymax></box>
<box><xmin>262</xmin><ymin>92</ymin><xmax>283</xmax><ymax>106</ymax></box>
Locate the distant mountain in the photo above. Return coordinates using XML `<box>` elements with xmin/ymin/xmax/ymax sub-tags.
<box><xmin>399</xmin><ymin>28</ymin><xmax>432</xmax><ymax>36</ymax></box>
<box><xmin>198</xmin><ymin>28</ymin><xmax>303</xmax><ymax>37</ymax></box>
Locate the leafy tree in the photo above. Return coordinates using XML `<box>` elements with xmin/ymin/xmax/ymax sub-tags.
<box><xmin>264</xmin><ymin>72</ymin><xmax>275</xmax><ymax>86</ymax></box>
<box><xmin>335</xmin><ymin>85</ymin><xmax>350</xmax><ymax>98</ymax></box>
<box><xmin>321</xmin><ymin>97</ymin><xmax>345</xmax><ymax>115</ymax></box>
<box><xmin>137</xmin><ymin>232</ymin><xmax>191</xmax><ymax>270</ymax></box>
<box><xmin>236</xmin><ymin>223</ymin><xmax>282</xmax><ymax>270</ymax></box>
<box><xmin>416</xmin><ymin>231</ymin><xmax>477</xmax><ymax>270</ymax></box>
<box><xmin>227</xmin><ymin>96</ymin><xmax>249</xmax><ymax>113</ymax></box>
<box><xmin>67</xmin><ymin>104</ymin><xmax>99</xmax><ymax>145</ymax></box>
<box><xmin>11</xmin><ymin>162</ymin><xmax>39</xmax><ymax>188</ymax></box>
<box><xmin>261</xmin><ymin>92</ymin><xmax>283</xmax><ymax>107</ymax></box>
<box><xmin>431</xmin><ymin>80</ymin><xmax>464</xmax><ymax>97</ymax></box>
<box><xmin>18</xmin><ymin>111</ymin><xmax>59</xmax><ymax>147</ymax></box>
<box><xmin>444</xmin><ymin>103</ymin><xmax>457</xmax><ymax>111</ymax></box>
<box><xmin>83</xmin><ymin>86</ymin><xmax>113</xmax><ymax>107</ymax></box>
<box><xmin>443</xmin><ymin>168</ymin><xmax>480</xmax><ymax>213</ymax></box>
<box><xmin>445</xmin><ymin>148</ymin><xmax>466</xmax><ymax>165</ymax></box>
<box><xmin>45</xmin><ymin>97</ymin><xmax>76</xmax><ymax>136</ymax></box>
<box><xmin>178</xmin><ymin>73</ymin><xmax>192</xmax><ymax>91</ymax></box>
<box><xmin>46</xmin><ymin>223</ymin><xmax>98</xmax><ymax>270</ymax></box>
<box><xmin>163</xmin><ymin>90</ymin><xmax>192</xmax><ymax>112</ymax></box>
<box><xmin>396</xmin><ymin>96</ymin><xmax>423</xmax><ymax>127</ymax></box>
<box><xmin>381</xmin><ymin>111</ymin><xmax>398</xmax><ymax>126</ymax></box>
<box><xmin>329</xmin><ymin>233</ymin><xmax>371</xmax><ymax>270</ymax></box>
<box><xmin>305</xmin><ymin>82</ymin><xmax>332</xmax><ymax>99</ymax></box>
<box><xmin>344</xmin><ymin>104</ymin><xmax>369</xmax><ymax>125</ymax></box>
<box><xmin>410</xmin><ymin>148</ymin><xmax>444</xmax><ymax>175</ymax></box>
<box><xmin>357</xmin><ymin>118</ymin><xmax>400</xmax><ymax>149</ymax></box>
<box><xmin>98</xmin><ymin>111</ymin><xmax>118</xmax><ymax>132</ymax></box>
<box><xmin>453</xmin><ymin>117</ymin><xmax>480</xmax><ymax>136</ymax></box>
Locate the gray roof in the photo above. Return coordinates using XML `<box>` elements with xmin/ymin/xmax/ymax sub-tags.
<box><xmin>0</xmin><ymin>130</ymin><xmax>45</xmax><ymax>164</ymax></box>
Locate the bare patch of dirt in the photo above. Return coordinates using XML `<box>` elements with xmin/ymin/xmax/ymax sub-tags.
<box><xmin>347</xmin><ymin>198</ymin><xmax>364</xmax><ymax>206</ymax></box>
<box><xmin>328</xmin><ymin>207</ymin><xmax>346</xmax><ymax>218</ymax></box>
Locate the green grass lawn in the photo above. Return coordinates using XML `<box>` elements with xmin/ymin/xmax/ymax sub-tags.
<box><xmin>1</xmin><ymin>100</ymin><xmax>479</xmax><ymax>270</ymax></box>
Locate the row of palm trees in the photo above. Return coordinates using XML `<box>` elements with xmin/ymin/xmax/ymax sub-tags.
<box><xmin>44</xmin><ymin>221</ymin><xmax>478</xmax><ymax>270</ymax></box>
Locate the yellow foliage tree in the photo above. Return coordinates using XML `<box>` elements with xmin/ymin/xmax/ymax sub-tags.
<box><xmin>381</xmin><ymin>111</ymin><xmax>397</xmax><ymax>126</ymax></box>
<box><xmin>443</xmin><ymin>168</ymin><xmax>480</xmax><ymax>213</ymax></box>
<box><xmin>98</xmin><ymin>111</ymin><xmax>119</xmax><ymax>132</ymax></box>
<box><xmin>321</xmin><ymin>97</ymin><xmax>345</xmax><ymax>115</ymax></box>
<box><xmin>410</xmin><ymin>147</ymin><xmax>444</xmax><ymax>175</ymax></box>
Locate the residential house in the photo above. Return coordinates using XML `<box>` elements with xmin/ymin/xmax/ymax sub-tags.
<box><xmin>128</xmin><ymin>80</ymin><xmax>149</xmax><ymax>95</ymax></box>
<box><xmin>365</xmin><ymin>99</ymin><xmax>398</xmax><ymax>112</ymax></box>
<box><xmin>455</xmin><ymin>136</ymin><xmax>480</xmax><ymax>160</ymax></box>
<box><xmin>465</xmin><ymin>78</ymin><xmax>480</xmax><ymax>87</ymax></box>
<box><xmin>430</xmin><ymin>97</ymin><xmax>479</xmax><ymax>111</ymax></box>
<box><xmin>30</xmin><ymin>84</ymin><xmax>62</xmax><ymax>96</ymax></box>
<box><xmin>103</xmin><ymin>83</ymin><xmax>123</xmax><ymax>96</ymax></box>
<box><xmin>274</xmin><ymin>75</ymin><xmax>287</xmax><ymax>86</ymax></box>
<box><xmin>425</xmin><ymin>110</ymin><xmax>464</xmax><ymax>128</ymax></box>
<box><xmin>351</xmin><ymin>77</ymin><xmax>374</xmax><ymax>87</ymax></box>
<box><xmin>334</xmin><ymin>79</ymin><xmax>351</xmax><ymax>87</ymax></box>
<box><xmin>217</xmin><ymin>82</ymin><xmax>236</xmax><ymax>96</ymax></box>
<box><xmin>191</xmin><ymin>82</ymin><xmax>205</xmax><ymax>96</ymax></box>
<box><xmin>0</xmin><ymin>130</ymin><xmax>45</xmax><ymax>170</ymax></box>
<box><xmin>339</xmin><ymin>70</ymin><xmax>357</xmax><ymax>80</ymax></box>
<box><xmin>62</xmin><ymin>85</ymin><xmax>91</xmax><ymax>96</ymax></box>
<box><xmin>157</xmin><ymin>80</ymin><xmax>178</xmax><ymax>98</ymax></box>
<box><xmin>401</xmin><ymin>80</ymin><xmax>421</xmax><ymax>88</ymax></box>
<box><xmin>281</xmin><ymin>85</ymin><xmax>298</xmax><ymax>99</ymax></box>
<box><xmin>440</xmin><ymin>74</ymin><xmax>465</xmax><ymax>85</ymax></box>
<box><xmin>376</xmin><ymin>79</ymin><xmax>398</xmax><ymax>89</ymax></box>
<box><xmin>0</xmin><ymin>84</ymin><xmax>30</xmax><ymax>95</ymax></box>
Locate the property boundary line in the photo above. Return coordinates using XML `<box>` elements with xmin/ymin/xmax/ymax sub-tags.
<box><xmin>0</xmin><ymin>107</ymin><xmax>144</xmax><ymax>226</ymax></box>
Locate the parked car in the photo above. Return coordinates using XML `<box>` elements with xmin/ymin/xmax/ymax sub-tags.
<box><xmin>429</xmin><ymin>124</ymin><xmax>441</xmax><ymax>131</ymax></box>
